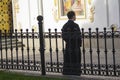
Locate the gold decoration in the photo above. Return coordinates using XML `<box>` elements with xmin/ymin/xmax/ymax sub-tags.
<box><xmin>13</xmin><ymin>0</ymin><xmax>19</xmax><ymax>14</ymax></box>
<box><xmin>88</xmin><ymin>0</ymin><xmax>92</xmax><ymax>5</ymax></box>
<box><xmin>53</xmin><ymin>0</ymin><xmax>59</xmax><ymax>22</ymax></box>
<box><xmin>32</xmin><ymin>25</ymin><xmax>37</xmax><ymax>32</ymax></box>
<box><xmin>88</xmin><ymin>0</ymin><xmax>95</xmax><ymax>23</ymax></box>
<box><xmin>12</xmin><ymin>0</ymin><xmax>20</xmax><ymax>31</ymax></box>
<box><xmin>89</xmin><ymin>5</ymin><xmax>95</xmax><ymax>23</ymax></box>
<box><xmin>54</xmin><ymin>0</ymin><xmax>57</xmax><ymax>6</ymax></box>
<box><xmin>0</xmin><ymin>0</ymin><xmax>12</xmax><ymax>33</ymax></box>
<box><xmin>110</xmin><ymin>24</ymin><xmax>118</xmax><ymax>31</ymax></box>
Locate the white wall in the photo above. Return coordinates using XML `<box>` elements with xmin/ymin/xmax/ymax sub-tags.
<box><xmin>42</xmin><ymin>0</ymin><xmax>120</xmax><ymax>32</ymax></box>
<box><xmin>108</xmin><ymin>0</ymin><xmax>119</xmax><ymax>28</ymax></box>
<box><xmin>13</xmin><ymin>0</ymin><xmax>120</xmax><ymax>32</ymax></box>
<box><xmin>12</xmin><ymin>0</ymin><xmax>42</xmax><ymax>32</ymax></box>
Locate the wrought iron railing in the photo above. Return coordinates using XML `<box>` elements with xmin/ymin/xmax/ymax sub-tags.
<box><xmin>0</xmin><ymin>16</ymin><xmax>120</xmax><ymax>76</ymax></box>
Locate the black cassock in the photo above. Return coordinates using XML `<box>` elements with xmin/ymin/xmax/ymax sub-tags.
<box><xmin>62</xmin><ymin>20</ymin><xmax>82</xmax><ymax>75</ymax></box>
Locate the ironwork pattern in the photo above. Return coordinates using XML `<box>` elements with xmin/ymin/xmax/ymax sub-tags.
<box><xmin>0</xmin><ymin>25</ymin><xmax>120</xmax><ymax>76</ymax></box>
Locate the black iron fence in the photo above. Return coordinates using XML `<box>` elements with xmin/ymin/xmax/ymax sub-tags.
<box><xmin>0</xmin><ymin>16</ymin><xmax>120</xmax><ymax>76</ymax></box>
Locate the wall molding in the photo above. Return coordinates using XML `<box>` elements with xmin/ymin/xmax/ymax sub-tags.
<box><xmin>106</xmin><ymin>0</ymin><xmax>109</xmax><ymax>27</ymax></box>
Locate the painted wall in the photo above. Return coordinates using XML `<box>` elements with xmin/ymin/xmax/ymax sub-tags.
<box><xmin>42</xmin><ymin>0</ymin><xmax>120</xmax><ymax>32</ymax></box>
<box><xmin>11</xmin><ymin>0</ymin><xmax>120</xmax><ymax>32</ymax></box>
<box><xmin>12</xmin><ymin>0</ymin><xmax>40</xmax><ymax>32</ymax></box>
<box><xmin>108</xmin><ymin>0</ymin><xmax>119</xmax><ymax>28</ymax></box>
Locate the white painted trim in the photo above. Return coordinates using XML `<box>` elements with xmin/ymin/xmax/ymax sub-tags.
<box><xmin>28</xmin><ymin>0</ymin><xmax>31</xmax><ymax>29</ymax></box>
<box><xmin>37</xmin><ymin>0</ymin><xmax>43</xmax><ymax>15</ymax></box>
<box><xmin>106</xmin><ymin>0</ymin><xmax>109</xmax><ymax>27</ymax></box>
<box><xmin>118</xmin><ymin>0</ymin><xmax>120</xmax><ymax>28</ymax></box>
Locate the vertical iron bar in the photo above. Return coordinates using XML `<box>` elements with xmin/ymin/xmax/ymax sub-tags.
<box><xmin>61</xmin><ymin>29</ymin><xmax>65</xmax><ymax>72</ymax></box>
<box><xmin>37</xmin><ymin>16</ymin><xmax>46</xmax><ymax>75</ymax></box>
<box><xmin>82</xmin><ymin>28</ymin><xmax>86</xmax><ymax>74</ymax></box>
<box><xmin>5</xmin><ymin>30</ymin><xmax>8</xmax><ymax>69</ymax></box>
<box><xmin>32</xmin><ymin>29</ymin><xmax>36</xmax><ymax>70</ymax></box>
<box><xmin>15</xmin><ymin>29</ymin><xmax>19</xmax><ymax>69</ymax></box>
<box><xmin>89</xmin><ymin>28</ymin><xmax>93</xmax><ymax>74</ymax></box>
<box><xmin>10</xmin><ymin>29</ymin><xmax>13</xmax><ymax>69</ymax></box>
<box><xmin>104</xmin><ymin>28</ymin><xmax>108</xmax><ymax>75</ymax></box>
<box><xmin>55</xmin><ymin>29</ymin><xmax>59</xmax><ymax>72</ymax></box>
<box><xmin>96</xmin><ymin>28</ymin><xmax>101</xmax><ymax>75</ymax></box>
<box><xmin>111</xmin><ymin>27</ymin><xmax>116</xmax><ymax>76</ymax></box>
<box><xmin>48</xmin><ymin>29</ymin><xmax>53</xmax><ymax>72</ymax></box>
<box><xmin>26</xmin><ymin>29</ymin><xmax>30</xmax><ymax>70</ymax></box>
<box><xmin>0</xmin><ymin>30</ymin><xmax>3</xmax><ymax>68</ymax></box>
<box><xmin>20</xmin><ymin>29</ymin><xmax>24</xmax><ymax>69</ymax></box>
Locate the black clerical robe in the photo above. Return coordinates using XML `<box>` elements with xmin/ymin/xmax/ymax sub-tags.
<box><xmin>62</xmin><ymin>20</ymin><xmax>82</xmax><ymax>75</ymax></box>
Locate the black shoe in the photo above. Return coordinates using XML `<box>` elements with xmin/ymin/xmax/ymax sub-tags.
<box><xmin>62</xmin><ymin>72</ymin><xmax>81</xmax><ymax>76</ymax></box>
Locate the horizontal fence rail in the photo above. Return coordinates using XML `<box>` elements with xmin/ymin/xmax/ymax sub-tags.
<box><xmin>0</xmin><ymin>27</ymin><xmax>120</xmax><ymax>76</ymax></box>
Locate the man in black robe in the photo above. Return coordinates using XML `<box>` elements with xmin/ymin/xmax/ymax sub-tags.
<box><xmin>62</xmin><ymin>11</ymin><xmax>82</xmax><ymax>75</ymax></box>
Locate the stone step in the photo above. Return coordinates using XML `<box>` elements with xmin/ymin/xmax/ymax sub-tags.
<box><xmin>0</xmin><ymin>38</ymin><xmax>25</xmax><ymax>49</ymax></box>
<box><xmin>1</xmin><ymin>44</ymin><xmax>25</xmax><ymax>49</ymax></box>
<box><xmin>1</xmin><ymin>38</ymin><xmax>17</xmax><ymax>42</ymax></box>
